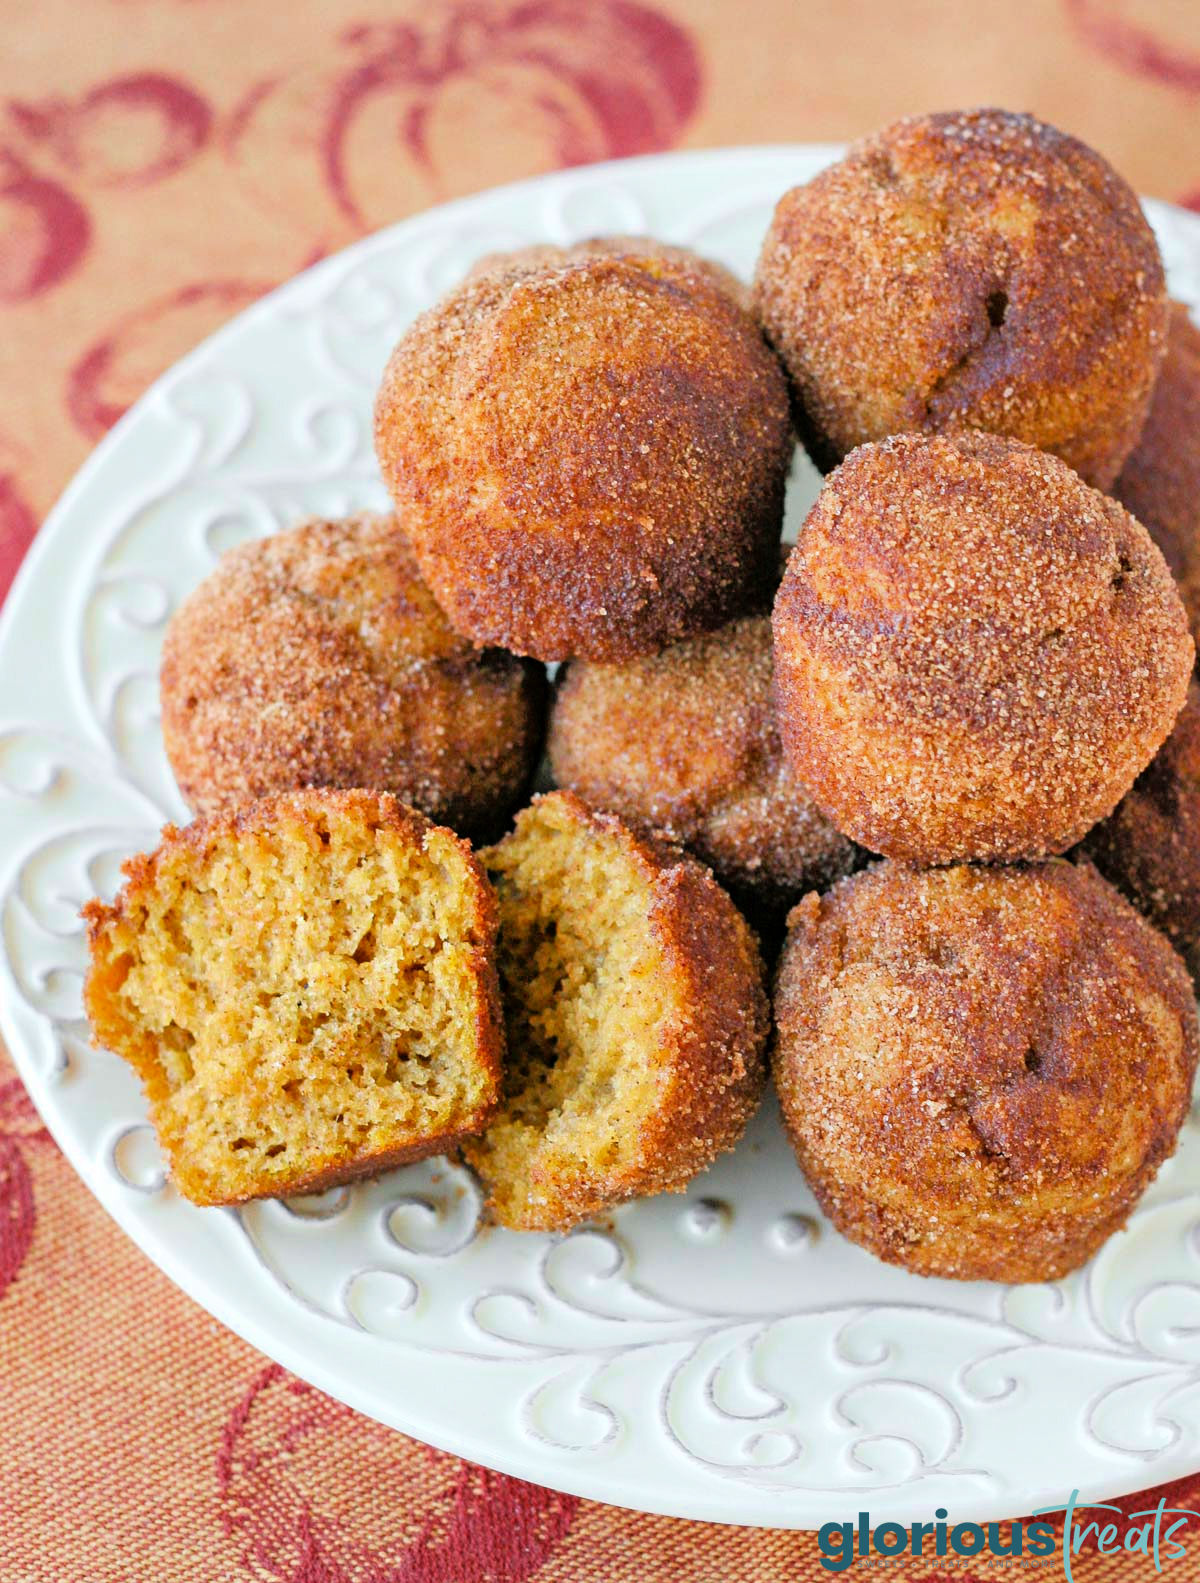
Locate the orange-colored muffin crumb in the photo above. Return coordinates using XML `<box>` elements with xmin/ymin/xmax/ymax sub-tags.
<box><xmin>462</xmin><ymin>792</ymin><xmax>768</xmax><ymax>1231</ymax></box>
<box><xmin>161</xmin><ymin>513</ymin><xmax>546</xmax><ymax>837</ymax></box>
<box><xmin>83</xmin><ymin>790</ymin><xmax>503</xmax><ymax>1206</ymax></box>
<box><xmin>772</xmin><ymin>431</ymin><xmax>1193</xmax><ymax>863</ymax></box>
<box><xmin>755</xmin><ymin>108</ymin><xmax>1168</xmax><ymax>487</ymax></box>
<box><xmin>375</xmin><ymin>245</ymin><xmax>792</xmax><ymax>661</ymax></box>
<box><xmin>774</xmin><ymin>860</ymin><xmax>1199</xmax><ymax>1283</ymax></box>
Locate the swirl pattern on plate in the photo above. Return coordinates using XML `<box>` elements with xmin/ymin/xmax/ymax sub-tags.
<box><xmin>2</xmin><ymin>151</ymin><xmax>1200</xmax><ymax>1525</ymax></box>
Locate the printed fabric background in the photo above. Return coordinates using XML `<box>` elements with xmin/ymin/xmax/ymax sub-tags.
<box><xmin>2</xmin><ymin>1</ymin><xmax>1200</xmax><ymax>1576</ymax></box>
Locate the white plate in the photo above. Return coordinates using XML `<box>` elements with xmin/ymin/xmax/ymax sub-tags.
<box><xmin>4</xmin><ymin>147</ymin><xmax>1200</xmax><ymax>1530</ymax></box>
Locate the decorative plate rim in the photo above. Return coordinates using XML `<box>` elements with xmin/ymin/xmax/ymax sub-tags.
<box><xmin>3</xmin><ymin>144</ymin><xmax>1200</xmax><ymax>1530</ymax></box>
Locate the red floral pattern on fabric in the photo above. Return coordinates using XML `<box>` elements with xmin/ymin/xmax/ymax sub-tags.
<box><xmin>219</xmin><ymin>1364</ymin><xmax>579</xmax><ymax>1582</ymax></box>
<box><xmin>0</xmin><ymin>148</ymin><xmax>90</xmax><ymax>301</ymax></box>
<box><xmin>318</xmin><ymin>2</ymin><xmax>702</xmax><ymax>217</ymax></box>
<box><xmin>1065</xmin><ymin>0</ymin><xmax>1200</xmax><ymax>93</ymax></box>
<box><xmin>224</xmin><ymin>0</ymin><xmax>701</xmax><ymax>242</ymax></box>
<box><xmin>0</xmin><ymin>1077</ymin><xmax>51</xmax><ymax>1302</ymax></box>
<box><xmin>0</xmin><ymin>462</ymin><xmax>39</xmax><ymax>603</ymax></box>
<box><xmin>0</xmin><ymin>71</ymin><xmax>211</xmax><ymax>309</ymax></box>
<box><xmin>4</xmin><ymin>3</ymin><xmax>1200</xmax><ymax>1574</ymax></box>
<box><xmin>66</xmin><ymin>278</ymin><xmax>271</xmax><ymax>439</ymax></box>
<box><xmin>8</xmin><ymin>72</ymin><xmax>213</xmax><ymax>188</ymax></box>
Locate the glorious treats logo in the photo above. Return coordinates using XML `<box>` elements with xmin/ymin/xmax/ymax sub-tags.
<box><xmin>817</xmin><ymin>1492</ymin><xmax>1200</xmax><ymax>1575</ymax></box>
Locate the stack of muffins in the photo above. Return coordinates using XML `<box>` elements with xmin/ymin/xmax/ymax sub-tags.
<box><xmin>85</xmin><ymin>109</ymin><xmax>1200</xmax><ymax>1284</ymax></box>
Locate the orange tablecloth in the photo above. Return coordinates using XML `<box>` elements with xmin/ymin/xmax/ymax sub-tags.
<box><xmin>4</xmin><ymin>3</ymin><xmax>1200</xmax><ymax>1576</ymax></box>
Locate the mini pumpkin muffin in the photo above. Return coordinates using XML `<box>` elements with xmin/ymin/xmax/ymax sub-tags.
<box><xmin>1081</xmin><ymin>680</ymin><xmax>1200</xmax><ymax>984</ymax></box>
<box><xmin>160</xmin><ymin>513</ymin><xmax>547</xmax><ymax>837</ymax></box>
<box><xmin>774</xmin><ymin>860</ymin><xmax>1199</xmax><ymax>1283</ymax></box>
<box><xmin>82</xmin><ymin>789</ymin><xmax>504</xmax><ymax>1206</ymax></box>
<box><xmin>755</xmin><ymin>108</ymin><xmax>1168</xmax><ymax>487</ymax></box>
<box><xmin>462</xmin><ymin>791</ymin><xmax>769</xmax><ymax>1231</ymax></box>
<box><xmin>1114</xmin><ymin>301</ymin><xmax>1200</xmax><ymax>648</ymax></box>
<box><xmin>772</xmin><ymin>431</ymin><xmax>1193</xmax><ymax>863</ymax></box>
<box><xmin>374</xmin><ymin>245</ymin><xmax>792</xmax><ymax>661</ymax></box>
<box><xmin>548</xmin><ymin>610</ymin><xmax>861</xmax><ymax>917</ymax></box>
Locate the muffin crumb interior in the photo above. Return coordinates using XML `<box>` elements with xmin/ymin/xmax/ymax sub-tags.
<box><xmin>85</xmin><ymin>800</ymin><xmax>497</xmax><ymax>1201</ymax></box>
<box><xmin>475</xmin><ymin>808</ymin><xmax>673</xmax><ymax>1215</ymax></box>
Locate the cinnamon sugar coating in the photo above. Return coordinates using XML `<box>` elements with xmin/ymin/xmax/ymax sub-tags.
<box><xmin>160</xmin><ymin>513</ymin><xmax>547</xmax><ymax>837</ymax></box>
<box><xmin>772</xmin><ymin>431</ymin><xmax>1194</xmax><ymax>863</ymax></box>
<box><xmin>1082</xmin><ymin>679</ymin><xmax>1200</xmax><ymax>984</ymax></box>
<box><xmin>754</xmin><ymin>108</ymin><xmax>1168</xmax><ymax>487</ymax></box>
<box><xmin>374</xmin><ymin>244</ymin><xmax>792</xmax><ymax>661</ymax></box>
<box><xmin>466</xmin><ymin>235</ymin><xmax>753</xmax><ymax>314</ymax></box>
<box><xmin>548</xmin><ymin>610</ymin><xmax>861</xmax><ymax>918</ymax></box>
<box><xmin>1114</xmin><ymin>301</ymin><xmax>1200</xmax><ymax>648</ymax></box>
<box><xmin>773</xmin><ymin>860</ymin><xmax>1199</xmax><ymax>1282</ymax></box>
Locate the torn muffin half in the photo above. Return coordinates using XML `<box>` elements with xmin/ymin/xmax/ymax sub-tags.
<box><xmin>463</xmin><ymin>791</ymin><xmax>769</xmax><ymax>1232</ymax></box>
<box><xmin>83</xmin><ymin>788</ymin><xmax>503</xmax><ymax>1205</ymax></box>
